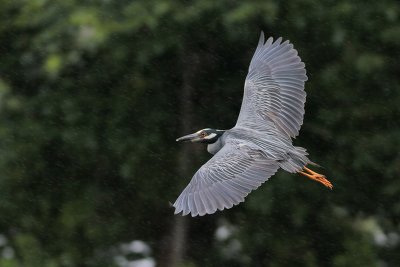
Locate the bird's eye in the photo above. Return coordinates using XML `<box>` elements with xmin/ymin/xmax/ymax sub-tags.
<box><xmin>200</xmin><ymin>132</ymin><xmax>207</xmax><ymax>138</ymax></box>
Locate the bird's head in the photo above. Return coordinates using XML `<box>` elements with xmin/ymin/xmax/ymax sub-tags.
<box><xmin>176</xmin><ymin>128</ymin><xmax>225</xmax><ymax>144</ymax></box>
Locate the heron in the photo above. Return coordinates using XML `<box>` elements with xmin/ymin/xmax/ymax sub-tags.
<box><xmin>174</xmin><ymin>32</ymin><xmax>332</xmax><ymax>217</ymax></box>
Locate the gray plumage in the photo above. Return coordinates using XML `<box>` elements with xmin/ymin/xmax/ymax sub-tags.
<box><xmin>174</xmin><ymin>32</ymin><xmax>312</xmax><ymax>216</ymax></box>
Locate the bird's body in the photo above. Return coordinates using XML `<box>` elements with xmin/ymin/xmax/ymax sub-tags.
<box><xmin>174</xmin><ymin>32</ymin><xmax>332</xmax><ymax>217</ymax></box>
<box><xmin>210</xmin><ymin>127</ymin><xmax>309</xmax><ymax>171</ymax></box>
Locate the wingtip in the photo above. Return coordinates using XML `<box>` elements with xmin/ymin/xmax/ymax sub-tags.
<box><xmin>173</xmin><ymin>205</ymin><xmax>181</xmax><ymax>215</ymax></box>
<box><xmin>265</xmin><ymin>36</ymin><xmax>274</xmax><ymax>47</ymax></box>
<box><xmin>258</xmin><ymin>31</ymin><xmax>265</xmax><ymax>46</ymax></box>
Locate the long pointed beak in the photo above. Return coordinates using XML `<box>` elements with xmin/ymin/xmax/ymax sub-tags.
<box><xmin>176</xmin><ymin>133</ymin><xmax>199</xmax><ymax>142</ymax></box>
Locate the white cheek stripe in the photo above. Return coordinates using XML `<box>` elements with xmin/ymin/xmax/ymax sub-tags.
<box><xmin>205</xmin><ymin>133</ymin><xmax>217</xmax><ymax>139</ymax></box>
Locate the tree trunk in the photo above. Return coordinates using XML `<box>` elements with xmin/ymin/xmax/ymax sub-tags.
<box><xmin>159</xmin><ymin>51</ymin><xmax>201</xmax><ymax>267</ymax></box>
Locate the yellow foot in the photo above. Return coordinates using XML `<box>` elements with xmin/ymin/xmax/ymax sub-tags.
<box><xmin>299</xmin><ymin>166</ymin><xmax>333</xmax><ymax>189</ymax></box>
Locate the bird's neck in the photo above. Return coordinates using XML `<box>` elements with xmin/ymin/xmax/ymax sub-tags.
<box><xmin>207</xmin><ymin>138</ymin><xmax>223</xmax><ymax>155</ymax></box>
<box><xmin>206</xmin><ymin>129</ymin><xmax>226</xmax><ymax>154</ymax></box>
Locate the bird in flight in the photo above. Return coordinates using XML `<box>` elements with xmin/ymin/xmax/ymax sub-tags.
<box><xmin>174</xmin><ymin>32</ymin><xmax>332</xmax><ymax>217</ymax></box>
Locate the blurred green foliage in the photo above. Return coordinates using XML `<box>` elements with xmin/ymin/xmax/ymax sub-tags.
<box><xmin>0</xmin><ymin>0</ymin><xmax>399</xmax><ymax>266</ymax></box>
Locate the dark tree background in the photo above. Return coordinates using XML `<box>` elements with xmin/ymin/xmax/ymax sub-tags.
<box><xmin>0</xmin><ymin>0</ymin><xmax>399</xmax><ymax>266</ymax></box>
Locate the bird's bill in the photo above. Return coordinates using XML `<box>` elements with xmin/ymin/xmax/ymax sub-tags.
<box><xmin>176</xmin><ymin>133</ymin><xmax>200</xmax><ymax>142</ymax></box>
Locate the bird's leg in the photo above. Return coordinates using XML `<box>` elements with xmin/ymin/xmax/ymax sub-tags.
<box><xmin>298</xmin><ymin>166</ymin><xmax>333</xmax><ymax>189</ymax></box>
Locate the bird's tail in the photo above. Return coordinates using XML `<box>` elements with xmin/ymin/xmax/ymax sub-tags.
<box><xmin>278</xmin><ymin>146</ymin><xmax>314</xmax><ymax>173</ymax></box>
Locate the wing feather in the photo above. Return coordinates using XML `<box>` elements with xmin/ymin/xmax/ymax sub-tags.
<box><xmin>236</xmin><ymin>32</ymin><xmax>308</xmax><ymax>138</ymax></box>
<box><xmin>173</xmin><ymin>142</ymin><xmax>279</xmax><ymax>216</ymax></box>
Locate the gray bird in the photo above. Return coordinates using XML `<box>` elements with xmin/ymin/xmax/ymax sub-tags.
<box><xmin>175</xmin><ymin>32</ymin><xmax>332</xmax><ymax>217</ymax></box>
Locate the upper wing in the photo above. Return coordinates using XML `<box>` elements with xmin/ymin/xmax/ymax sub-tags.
<box><xmin>173</xmin><ymin>142</ymin><xmax>279</xmax><ymax>216</ymax></box>
<box><xmin>236</xmin><ymin>32</ymin><xmax>308</xmax><ymax>138</ymax></box>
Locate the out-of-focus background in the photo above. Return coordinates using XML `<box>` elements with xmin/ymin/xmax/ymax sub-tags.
<box><xmin>0</xmin><ymin>1</ymin><xmax>399</xmax><ymax>266</ymax></box>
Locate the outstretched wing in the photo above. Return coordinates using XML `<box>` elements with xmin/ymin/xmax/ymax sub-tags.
<box><xmin>236</xmin><ymin>32</ymin><xmax>307</xmax><ymax>138</ymax></box>
<box><xmin>173</xmin><ymin>142</ymin><xmax>279</xmax><ymax>216</ymax></box>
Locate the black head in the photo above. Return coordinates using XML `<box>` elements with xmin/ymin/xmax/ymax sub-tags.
<box><xmin>176</xmin><ymin>128</ymin><xmax>225</xmax><ymax>144</ymax></box>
